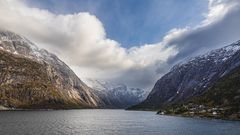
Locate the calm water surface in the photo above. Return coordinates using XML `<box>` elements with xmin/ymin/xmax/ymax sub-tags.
<box><xmin>0</xmin><ymin>109</ymin><xmax>239</xmax><ymax>135</ymax></box>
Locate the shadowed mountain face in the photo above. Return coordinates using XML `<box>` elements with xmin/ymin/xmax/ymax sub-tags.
<box><xmin>130</xmin><ymin>40</ymin><xmax>240</xmax><ymax>110</ymax></box>
<box><xmin>0</xmin><ymin>30</ymin><xmax>103</xmax><ymax>109</ymax></box>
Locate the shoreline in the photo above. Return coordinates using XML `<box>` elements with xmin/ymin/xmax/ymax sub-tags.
<box><xmin>158</xmin><ymin>113</ymin><xmax>240</xmax><ymax>121</ymax></box>
<box><xmin>125</xmin><ymin>108</ymin><xmax>240</xmax><ymax>121</ymax></box>
<box><xmin>0</xmin><ymin>108</ymin><xmax>127</xmax><ymax>112</ymax></box>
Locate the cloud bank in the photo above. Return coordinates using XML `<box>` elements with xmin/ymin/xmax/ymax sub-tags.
<box><xmin>0</xmin><ymin>0</ymin><xmax>240</xmax><ymax>90</ymax></box>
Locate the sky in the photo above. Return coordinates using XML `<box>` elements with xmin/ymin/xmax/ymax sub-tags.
<box><xmin>26</xmin><ymin>0</ymin><xmax>208</xmax><ymax>47</ymax></box>
<box><xmin>0</xmin><ymin>0</ymin><xmax>240</xmax><ymax>90</ymax></box>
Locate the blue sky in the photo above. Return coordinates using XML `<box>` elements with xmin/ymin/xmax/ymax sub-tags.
<box><xmin>26</xmin><ymin>0</ymin><xmax>208</xmax><ymax>48</ymax></box>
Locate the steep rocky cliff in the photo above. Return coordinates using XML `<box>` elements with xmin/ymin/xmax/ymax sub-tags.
<box><xmin>0</xmin><ymin>30</ymin><xmax>102</xmax><ymax>109</ymax></box>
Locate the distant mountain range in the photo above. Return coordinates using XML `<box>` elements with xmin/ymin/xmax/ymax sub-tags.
<box><xmin>129</xmin><ymin>41</ymin><xmax>240</xmax><ymax>120</ymax></box>
<box><xmin>84</xmin><ymin>79</ymin><xmax>147</xmax><ymax>108</ymax></box>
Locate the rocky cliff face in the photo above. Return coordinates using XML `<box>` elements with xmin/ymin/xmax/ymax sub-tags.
<box><xmin>0</xmin><ymin>30</ymin><xmax>102</xmax><ymax>109</ymax></box>
<box><xmin>130</xmin><ymin>40</ymin><xmax>240</xmax><ymax>110</ymax></box>
<box><xmin>84</xmin><ymin>79</ymin><xmax>147</xmax><ymax>108</ymax></box>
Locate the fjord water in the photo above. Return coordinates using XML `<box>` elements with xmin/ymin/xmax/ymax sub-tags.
<box><xmin>0</xmin><ymin>110</ymin><xmax>239</xmax><ymax>135</ymax></box>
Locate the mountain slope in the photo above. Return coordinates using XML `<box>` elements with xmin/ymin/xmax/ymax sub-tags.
<box><xmin>129</xmin><ymin>40</ymin><xmax>240</xmax><ymax>111</ymax></box>
<box><xmin>158</xmin><ymin>67</ymin><xmax>240</xmax><ymax>120</ymax></box>
<box><xmin>0</xmin><ymin>30</ymin><xmax>102</xmax><ymax>109</ymax></box>
<box><xmin>84</xmin><ymin>79</ymin><xmax>147</xmax><ymax>108</ymax></box>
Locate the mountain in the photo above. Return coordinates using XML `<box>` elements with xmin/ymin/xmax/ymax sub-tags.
<box><xmin>0</xmin><ymin>30</ymin><xmax>102</xmax><ymax>109</ymax></box>
<box><xmin>84</xmin><ymin>79</ymin><xmax>147</xmax><ymax>108</ymax></box>
<box><xmin>129</xmin><ymin>40</ymin><xmax>240</xmax><ymax>113</ymax></box>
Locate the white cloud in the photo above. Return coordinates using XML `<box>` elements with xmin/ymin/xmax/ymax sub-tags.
<box><xmin>203</xmin><ymin>0</ymin><xmax>238</xmax><ymax>25</ymax></box>
<box><xmin>0</xmin><ymin>0</ymin><xmax>240</xmax><ymax>90</ymax></box>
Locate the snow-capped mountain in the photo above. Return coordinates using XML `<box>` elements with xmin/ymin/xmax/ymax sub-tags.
<box><xmin>131</xmin><ymin>40</ymin><xmax>240</xmax><ymax>110</ymax></box>
<box><xmin>84</xmin><ymin>79</ymin><xmax>148</xmax><ymax>108</ymax></box>
<box><xmin>0</xmin><ymin>30</ymin><xmax>103</xmax><ymax>109</ymax></box>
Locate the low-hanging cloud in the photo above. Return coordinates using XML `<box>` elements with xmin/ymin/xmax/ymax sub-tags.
<box><xmin>0</xmin><ymin>0</ymin><xmax>240</xmax><ymax>90</ymax></box>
